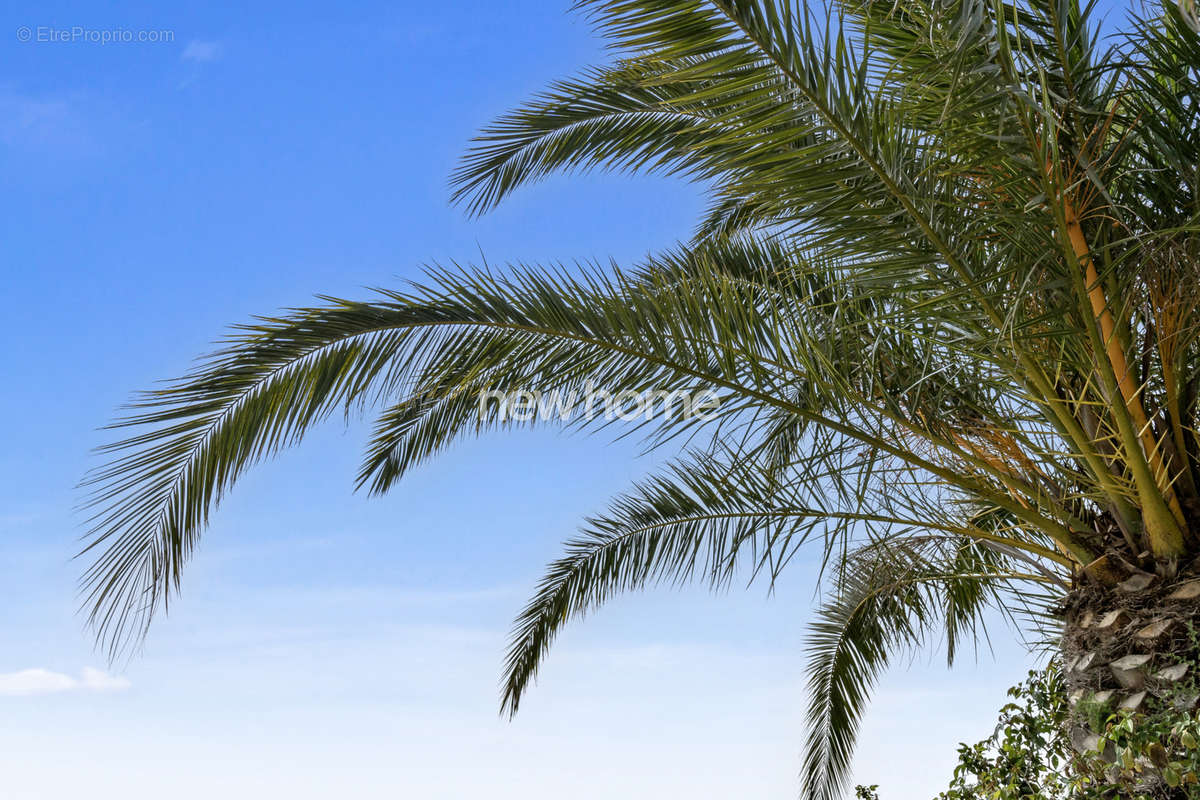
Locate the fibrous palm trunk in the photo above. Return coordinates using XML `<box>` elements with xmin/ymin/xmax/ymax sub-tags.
<box><xmin>1061</xmin><ymin>561</ymin><xmax>1200</xmax><ymax>796</ymax></box>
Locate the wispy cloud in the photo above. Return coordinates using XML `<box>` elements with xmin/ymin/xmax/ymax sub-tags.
<box><xmin>0</xmin><ymin>667</ymin><xmax>130</xmax><ymax>697</ymax></box>
<box><xmin>0</xmin><ymin>86</ymin><xmax>141</xmax><ymax>162</ymax></box>
<box><xmin>181</xmin><ymin>39</ymin><xmax>222</xmax><ymax>63</ymax></box>
<box><xmin>0</xmin><ymin>88</ymin><xmax>85</xmax><ymax>151</ymax></box>
<box><xmin>0</xmin><ymin>508</ymin><xmax>47</xmax><ymax>529</ymax></box>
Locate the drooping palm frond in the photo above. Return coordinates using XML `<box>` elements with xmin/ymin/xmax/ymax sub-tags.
<box><xmin>501</xmin><ymin>449</ymin><xmax>820</xmax><ymax>716</ymax></box>
<box><xmin>84</xmin><ymin>0</ymin><xmax>1200</xmax><ymax>797</ymax></box>
<box><xmin>801</xmin><ymin>534</ymin><xmax>1040</xmax><ymax>800</ymax></box>
<box><xmin>500</xmin><ymin>448</ymin><xmax>1048</xmax><ymax>717</ymax></box>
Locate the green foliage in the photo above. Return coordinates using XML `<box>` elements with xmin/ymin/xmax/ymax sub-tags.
<box><xmin>935</xmin><ymin>664</ymin><xmax>1200</xmax><ymax>799</ymax></box>
<box><xmin>1090</xmin><ymin>709</ymin><xmax>1200</xmax><ymax>797</ymax></box>
<box><xmin>939</xmin><ymin>665</ymin><xmax>1081</xmax><ymax>799</ymax></box>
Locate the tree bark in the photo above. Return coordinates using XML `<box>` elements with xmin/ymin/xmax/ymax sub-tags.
<box><xmin>1060</xmin><ymin>568</ymin><xmax>1200</xmax><ymax>796</ymax></box>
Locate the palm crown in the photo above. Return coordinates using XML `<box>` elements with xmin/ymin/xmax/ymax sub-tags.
<box><xmin>83</xmin><ymin>0</ymin><xmax>1200</xmax><ymax>797</ymax></box>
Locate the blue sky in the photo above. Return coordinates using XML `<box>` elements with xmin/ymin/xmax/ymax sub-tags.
<box><xmin>0</xmin><ymin>1</ymin><xmax>1049</xmax><ymax>797</ymax></box>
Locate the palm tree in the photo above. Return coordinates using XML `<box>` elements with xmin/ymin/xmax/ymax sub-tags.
<box><xmin>83</xmin><ymin>0</ymin><xmax>1200</xmax><ymax>797</ymax></box>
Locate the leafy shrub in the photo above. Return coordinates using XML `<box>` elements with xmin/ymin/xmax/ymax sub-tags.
<box><xmin>861</xmin><ymin>662</ymin><xmax>1200</xmax><ymax>798</ymax></box>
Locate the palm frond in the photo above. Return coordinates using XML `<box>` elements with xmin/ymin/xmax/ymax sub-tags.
<box><xmin>502</xmin><ymin>450</ymin><xmax>1001</xmax><ymax>716</ymax></box>
<box><xmin>802</xmin><ymin>535</ymin><xmax>1036</xmax><ymax>800</ymax></box>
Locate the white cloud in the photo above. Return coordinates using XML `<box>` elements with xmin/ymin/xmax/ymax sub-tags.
<box><xmin>181</xmin><ymin>39</ymin><xmax>222</xmax><ymax>63</ymax></box>
<box><xmin>79</xmin><ymin>668</ymin><xmax>132</xmax><ymax>692</ymax></box>
<box><xmin>0</xmin><ymin>668</ymin><xmax>130</xmax><ymax>697</ymax></box>
<box><xmin>0</xmin><ymin>88</ymin><xmax>86</xmax><ymax>151</ymax></box>
<box><xmin>0</xmin><ymin>669</ymin><xmax>76</xmax><ymax>696</ymax></box>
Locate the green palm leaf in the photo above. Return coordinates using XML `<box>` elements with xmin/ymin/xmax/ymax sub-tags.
<box><xmin>802</xmin><ymin>535</ymin><xmax>1043</xmax><ymax>800</ymax></box>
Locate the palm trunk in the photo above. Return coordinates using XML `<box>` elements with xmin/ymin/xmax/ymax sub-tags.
<box><xmin>1060</xmin><ymin>566</ymin><xmax>1200</xmax><ymax>796</ymax></box>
